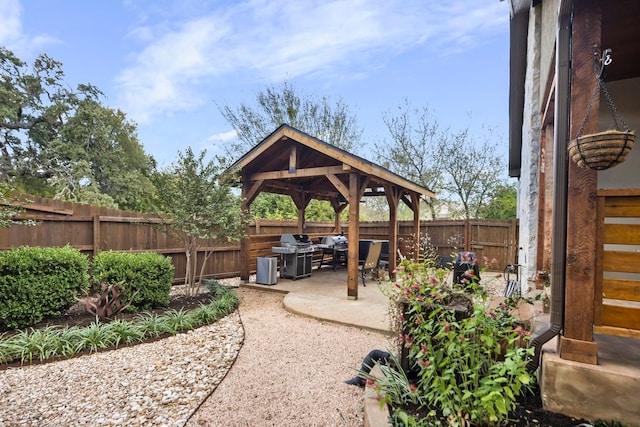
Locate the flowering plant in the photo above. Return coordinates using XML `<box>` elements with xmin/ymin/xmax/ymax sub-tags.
<box><xmin>375</xmin><ymin>257</ymin><xmax>534</xmax><ymax>427</ymax></box>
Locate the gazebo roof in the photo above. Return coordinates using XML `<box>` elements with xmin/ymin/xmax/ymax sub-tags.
<box><xmin>227</xmin><ymin>124</ymin><xmax>435</xmax><ymax>203</ymax></box>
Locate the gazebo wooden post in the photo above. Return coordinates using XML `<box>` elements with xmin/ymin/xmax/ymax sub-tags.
<box><xmin>559</xmin><ymin>0</ymin><xmax>600</xmax><ymax>364</ymax></box>
<box><xmin>385</xmin><ymin>184</ymin><xmax>401</xmax><ymax>275</ymax></box>
<box><xmin>291</xmin><ymin>192</ymin><xmax>311</xmax><ymax>233</ymax></box>
<box><xmin>239</xmin><ymin>180</ymin><xmax>251</xmax><ymax>282</ymax></box>
<box><xmin>411</xmin><ymin>193</ymin><xmax>421</xmax><ymax>261</ymax></box>
<box><xmin>347</xmin><ymin>173</ymin><xmax>360</xmax><ymax>299</ymax></box>
<box><xmin>331</xmin><ymin>202</ymin><xmax>348</xmax><ymax>234</ymax></box>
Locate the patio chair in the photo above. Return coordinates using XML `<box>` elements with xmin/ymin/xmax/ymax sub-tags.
<box><xmin>359</xmin><ymin>241</ymin><xmax>382</xmax><ymax>287</ymax></box>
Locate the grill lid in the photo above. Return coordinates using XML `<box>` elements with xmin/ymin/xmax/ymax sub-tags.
<box><xmin>320</xmin><ymin>235</ymin><xmax>348</xmax><ymax>247</ymax></box>
<box><xmin>280</xmin><ymin>233</ymin><xmax>312</xmax><ymax>246</ymax></box>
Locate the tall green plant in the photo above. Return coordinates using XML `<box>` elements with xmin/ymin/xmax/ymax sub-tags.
<box><xmin>152</xmin><ymin>148</ymin><xmax>250</xmax><ymax>296</ymax></box>
<box><xmin>377</xmin><ymin>259</ymin><xmax>534</xmax><ymax>426</ymax></box>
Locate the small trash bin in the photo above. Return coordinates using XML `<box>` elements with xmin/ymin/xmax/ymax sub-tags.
<box><xmin>256</xmin><ymin>256</ymin><xmax>278</xmax><ymax>285</ymax></box>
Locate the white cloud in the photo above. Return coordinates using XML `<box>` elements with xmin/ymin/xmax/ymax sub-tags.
<box><xmin>0</xmin><ymin>0</ymin><xmax>22</xmax><ymax>45</ymax></box>
<box><xmin>116</xmin><ymin>0</ymin><xmax>507</xmax><ymax>124</ymax></box>
<box><xmin>208</xmin><ymin>129</ymin><xmax>237</xmax><ymax>142</ymax></box>
<box><xmin>0</xmin><ymin>0</ymin><xmax>59</xmax><ymax>56</ymax></box>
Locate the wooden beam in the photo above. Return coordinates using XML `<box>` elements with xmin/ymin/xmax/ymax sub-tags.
<box><xmin>559</xmin><ymin>337</ymin><xmax>598</xmax><ymax>364</ymax></box>
<box><xmin>411</xmin><ymin>192</ymin><xmax>420</xmax><ymax>261</ymax></box>
<box><xmin>385</xmin><ymin>184</ymin><xmax>402</xmax><ymax>274</ymax></box>
<box><xmin>401</xmin><ymin>195</ymin><xmax>414</xmax><ymax>210</ymax></box>
<box><xmin>326</xmin><ymin>174</ymin><xmax>349</xmax><ymax>200</ymax></box>
<box><xmin>289</xmin><ymin>145</ymin><xmax>297</xmax><ymax>173</ymax></box>
<box><xmin>330</xmin><ymin>197</ymin><xmax>348</xmax><ymax>234</ymax></box>
<box><xmin>347</xmin><ymin>173</ymin><xmax>360</xmax><ymax>299</ymax></box>
<box><xmin>249</xmin><ymin>165</ymin><xmax>347</xmax><ymax>181</ymax></box>
<box><xmin>240</xmin><ymin>184</ymin><xmax>251</xmax><ymax>281</ymax></box>
<box><xmin>244</xmin><ymin>180</ymin><xmax>264</xmax><ymax>206</ymax></box>
<box><xmin>562</xmin><ymin>0</ymin><xmax>600</xmax><ymax>356</ymax></box>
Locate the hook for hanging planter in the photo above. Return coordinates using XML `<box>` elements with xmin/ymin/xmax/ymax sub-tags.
<box><xmin>568</xmin><ymin>46</ymin><xmax>636</xmax><ymax>170</ymax></box>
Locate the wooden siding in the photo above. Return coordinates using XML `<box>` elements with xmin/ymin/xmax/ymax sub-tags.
<box><xmin>595</xmin><ymin>190</ymin><xmax>640</xmax><ymax>338</ymax></box>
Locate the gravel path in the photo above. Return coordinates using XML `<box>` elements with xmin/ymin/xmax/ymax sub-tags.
<box><xmin>0</xmin><ymin>287</ymin><xmax>391</xmax><ymax>426</ymax></box>
<box><xmin>187</xmin><ymin>288</ymin><xmax>390</xmax><ymax>427</ymax></box>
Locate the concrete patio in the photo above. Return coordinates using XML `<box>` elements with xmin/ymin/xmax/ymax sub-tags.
<box><xmin>241</xmin><ymin>265</ymin><xmax>394</xmax><ymax>334</ymax></box>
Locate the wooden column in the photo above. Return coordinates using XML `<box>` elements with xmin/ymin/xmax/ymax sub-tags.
<box><xmin>347</xmin><ymin>173</ymin><xmax>361</xmax><ymax>299</ymax></box>
<box><xmin>291</xmin><ymin>191</ymin><xmax>311</xmax><ymax>233</ymax></box>
<box><xmin>238</xmin><ymin>178</ymin><xmax>264</xmax><ymax>282</ymax></box>
<box><xmin>385</xmin><ymin>184</ymin><xmax>401</xmax><ymax>274</ymax></box>
<box><xmin>411</xmin><ymin>193</ymin><xmax>420</xmax><ymax>261</ymax></box>
<box><xmin>239</xmin><ymin>181</ymin><xmax>251</xmax><ymax>282</ymax></box>
<box><xmin>560</xmin><ymin>0</ymin><xmax>600</xmax><ymax>364</ymax></box>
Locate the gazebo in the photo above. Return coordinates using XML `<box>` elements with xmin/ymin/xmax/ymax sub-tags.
<box><xmin>226</xmin><ymin>124</ymin><xmax>435</xmax><ymax>299</ymax></box>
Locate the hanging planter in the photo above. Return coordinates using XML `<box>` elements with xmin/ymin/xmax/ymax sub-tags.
<box><xmin>568</xmin><ymin>129</ymin><xmax>635</xmax><ymax>170</ymax></box>
<box><xmin>568</xmin><ymin>47</ymin><xmax>636</xmax><ymax>170</ymax></box>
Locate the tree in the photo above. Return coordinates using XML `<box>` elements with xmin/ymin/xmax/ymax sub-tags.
<box><xmin>218</xmin><ymin>80</ymin><xmax>363</xmax><ymax>220</ymax></box>
<box><xmin>0</xmin><ymin>47</ymin><xmax>99</xmax><ymax>181</ymax></box>
<box><xmin>1</xmin><ymin>48</ymin><xmax>156</xmax><ymax>211</ymax></box>
<box><xmin>152</xmin><ymin>148</ymin><xmax>250</xmax><ymax>296</ymax></box>
<box><xmin>440</xmin><ymin>126</ymin><xmax>506</xmax><ymax>219</ymax></box>
<box><xmin>218</xmin><ymin>80</ymin><xmax>363</xmax><ymax>157</ymax></box>
<box><xmin>49</xmin><ymin>99</ymin><xmax>157</xmax><ymax>211</ymax></box>
<box><xmin>377</xmin><ymin>100</ymin><xmax>509</xmax><ymax>220</ymax></box>
<box><xmin>374</xmin><ymin>100</ymin><xmax>447</xmax><ymax>220</ymax></box>
<box><xmin>477</xmin><ymin>182</ymin><xmax>517</xmax><ymax>219</ymax></box>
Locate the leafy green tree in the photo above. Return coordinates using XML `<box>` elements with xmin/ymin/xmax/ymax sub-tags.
<box><xmin>49</xmin><ymin>99</ymin><xmax>157</xmax><ymax>211</ymax></box>
<box><xmin>152</xmin><ymin>148</ymin><xmax>250</xmax><ymax>295</ymax></box>
<box><xmin>0</xmin><ymin>47</ymin><xmax>100</xmax><ymax>181</ymax></box>
<box><xmin>477</xmin><ymin>182</ymin><xmax>517</xmax><ymax>219</ymax></box>
<box><xmin>218</xmin><ymin>80</ymin><xmax>363</xmax><ymax>220</ymax></box>
<box><xmin>250</xmin><ymin>193</ymin><xmax>297</xmax><ymax>220</ymax></box>
<box><xmin>1</xmin><ymin>48</ymin><xmax>156</xmax><ymax>211</ymax></box>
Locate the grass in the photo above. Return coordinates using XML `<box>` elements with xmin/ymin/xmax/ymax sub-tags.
<box><xmin>0</xmin><ymin>286</ymin><xmax>239</xmax><ymax>366</ymax></box>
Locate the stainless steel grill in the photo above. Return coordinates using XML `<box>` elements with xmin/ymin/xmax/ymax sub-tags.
<box><xmin>272</xmin><ymin>234</ymin><xmax>317</xmax><ymax>280</ymax></box>
<box><xmin>318</xmin><ymin>235</ymin><xmax>348</xmax><ymax>270</ymax></box>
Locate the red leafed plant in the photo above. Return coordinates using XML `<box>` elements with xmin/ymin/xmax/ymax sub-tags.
<box><xmin>75</xmin><ymin>280</ymin><xmax>139</xmax><ymax>320</ymax></box>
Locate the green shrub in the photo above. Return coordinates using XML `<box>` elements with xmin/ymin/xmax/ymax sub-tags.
<box><xmin>375</xmin><ymin>259</ymin><xmax>534</xmax><ymax>427</ymax></box>
<box><xmin>0</xmin><ymin>246</ymin><xmax>89</xmax><ymax>330</ymax></box>
<box><xmin>92</xmin><ymin>251</ymin><xmax>174</xmax><ymax>311</ymax></box>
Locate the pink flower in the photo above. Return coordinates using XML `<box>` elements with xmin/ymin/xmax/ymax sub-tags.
<box><xmin>420</xmin><ymin>343</ymin><xmax>428</xmax><ymax>354</ymax></box>
<box><xmin>409</xmin><ymin>384</ymin><xmax>418</xmax><ymax>393</ymax></box>
<box><xmin>419</xmin><ymin>358</ymin><xmax>430</xmax><ymax>368</ymax></box>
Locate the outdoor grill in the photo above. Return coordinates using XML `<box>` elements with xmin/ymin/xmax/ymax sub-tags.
<box><xmin>317</xmin><ymin>235</ymin><xmax>348</xmax><ymax>270</ymax></box>
<box><xmin>272</xmin><ymin>234</ymin><xmax>317</xmax><ymax>280</ymax></box>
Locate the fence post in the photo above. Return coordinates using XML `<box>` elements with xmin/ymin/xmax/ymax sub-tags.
<box><xmin>464</xmin><ymin>220</ymin><xmax>471</xmax><ymax>252</ymax></box>
<box><xmin>93</xmin><ymin>215</ymin><xmax>100</xmax><ymax>257</ymax></box>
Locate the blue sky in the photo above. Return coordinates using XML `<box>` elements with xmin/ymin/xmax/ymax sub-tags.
<box><xmin>1</xmin><ymin>0</ymin><xmax>511</xmax><ymax>169</ymax></box>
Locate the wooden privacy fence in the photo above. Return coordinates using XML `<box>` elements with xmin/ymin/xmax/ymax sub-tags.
<box><xmin>595</xmin><ymin>189</ymin><xmax>640</xmax><ymax>338</ymax></box>
<box><xmin>2</xmin><ymin>195</ymin><xmax>518</xmax><ymax>282</ymax></box>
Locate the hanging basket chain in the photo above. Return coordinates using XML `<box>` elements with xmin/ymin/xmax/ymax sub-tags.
<box><xmin>570</xmin><ymin>46</ymin><xmax>635</xmax><ymax>170</ymax></box>
<box><xmin>576</xmin><ymin>47</ymin><xmax>630</xmax><ymax>138</ymax></box>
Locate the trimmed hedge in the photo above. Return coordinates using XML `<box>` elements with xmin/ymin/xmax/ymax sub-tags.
<box><xmin>0</xmin><ymin>246</ymin><xmax>89</xmax><ymax>330</ymax></box>
<box><xmin>92</xmin><ymin>251</ymin><xmax>174</xmax><ymax>311</ymax></box>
